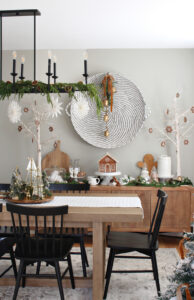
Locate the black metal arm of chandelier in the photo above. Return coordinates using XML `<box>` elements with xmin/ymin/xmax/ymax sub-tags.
<box><xmin>0</xmin><ymin>9</ymin><xmax>89</xmax><ymax>90</ymax></box>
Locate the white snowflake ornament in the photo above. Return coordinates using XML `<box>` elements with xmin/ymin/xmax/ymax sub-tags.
<box><xmin>47</xmin><ymin>97</ymin><xmax>63</xmax><ymax>118</ymax></box>
<box><xmin>72</xmin><ymin>97</ymin><xmax>90</xmax><ymax>119</ymax></box>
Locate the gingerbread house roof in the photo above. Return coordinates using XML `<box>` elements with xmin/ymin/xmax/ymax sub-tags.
<box><xmin>98</xmin><ymin>153</ymin><xmax>118</xmax><ymax>163</ymax></box>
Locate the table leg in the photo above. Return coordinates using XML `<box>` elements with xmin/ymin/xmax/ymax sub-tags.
<box><xmin>93</xmin><ymin>222</ymin><xmax>106</xmax><ymax>300</ymax></box>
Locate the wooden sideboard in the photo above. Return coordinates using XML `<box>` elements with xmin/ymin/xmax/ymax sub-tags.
<box><xmin>88</xmin><ymin>185</ymin><xmax>194</xmax><ymax>232</ymax></box>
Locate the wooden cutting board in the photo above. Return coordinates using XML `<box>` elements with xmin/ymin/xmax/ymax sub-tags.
<box><xmin>41</xmin><ymin>140</ymin><xmax>70</xmax><ymax>171</ymax></box>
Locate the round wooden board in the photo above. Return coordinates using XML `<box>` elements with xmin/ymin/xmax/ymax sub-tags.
<box><xmin>6</xmin><ymin>195</ymin><xmax>54</xmax><ymax>204</ymax></box>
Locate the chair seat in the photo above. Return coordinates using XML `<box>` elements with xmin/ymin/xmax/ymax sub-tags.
<box><xmin>107</xmin><ymin>232</ymin><xmax>158</xmax><ymax>252</ymax></box>
<box><xmin>15</xmin><ymin>237</ymin><xmax>74</xmax><ymax>260</ymax></box>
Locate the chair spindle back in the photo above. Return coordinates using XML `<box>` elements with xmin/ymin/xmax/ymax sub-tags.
<box><xmin>148</xmin><ymin>189</ymin><xmax>168</xmax><ymax>248</ymax></box>
<box><xmin>6</xmin><ymin>203</ymin><xmax>69</xmax><ymax>258</ymax></box>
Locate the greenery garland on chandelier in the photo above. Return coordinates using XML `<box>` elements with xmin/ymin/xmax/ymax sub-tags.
<box><xmin>0</xmin><ymin>80</ymin><xmax>103</xmax><ymax>116</ymax></box>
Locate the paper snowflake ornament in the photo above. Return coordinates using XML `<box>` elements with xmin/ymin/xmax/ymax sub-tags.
<box><xmin>47</xmin><ymin>97</ymin><xmax>63</xmax><ymax>118</ymax></box>
<box><xmin>72</xmin><ymin>98</ymin><xmax>89</xmax><ymax>119</ymax></box>
<box><xmin>8</xmin><ymin>101</ymin><xmax>22</xmax><ymax>123</ymax></box>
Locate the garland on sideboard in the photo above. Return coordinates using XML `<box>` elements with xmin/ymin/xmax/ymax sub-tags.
<box><xmin>0</xmin><ymin>80</ymin><xmax>103</xmax><ymax>116</ymax></box>
<box><xmin>124</xmin><ymin>176</ymin><xmax>193</xmax><ymax>187</ymax></box>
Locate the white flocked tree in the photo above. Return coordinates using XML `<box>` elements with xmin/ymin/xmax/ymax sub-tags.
<box><xmin>7</xmin><ymin>96</ymin><xmax>63</xmax><ymax>173</ymax></box>
<box><xmin>147</xmin><ymin>92</ymin><xmax>194</xmax><ymax>177</ymax></box>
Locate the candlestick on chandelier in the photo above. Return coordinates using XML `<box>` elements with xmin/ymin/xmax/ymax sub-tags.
<box><xmin>52</xmin><ymin>55</ymin><xmax>58</xmax><ymax>84</ymax></box>
<box><xmin>46</xmin><ymin>51</ymin><xmax>52</xmax><ymax>86</ymax></box>
<box><xmin>83</xmin><ymin>50</ymin><xmax>88</xmax><ymax>84</ymax></box>
<box><xmin>11</xmin><ymin>51</ymin><xmax>18</xmax><ymax>84</ymax></box>
<box><xmin>19</xmin><ymin>56</ymin><xmax>25</xmax><ymax>80</ymax></box>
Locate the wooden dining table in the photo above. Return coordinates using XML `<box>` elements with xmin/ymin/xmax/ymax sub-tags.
<box><xmin>0</xmin><ymin>192</ymin><xmax>143</xmax><ymax>300</ymax></box>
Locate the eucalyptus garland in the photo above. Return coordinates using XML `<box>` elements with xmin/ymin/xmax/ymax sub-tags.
<box><xmin>125</xmin><ymin>176</ymin><xmax>193</xmax><ymax>187</ymax></box>
<box><xmin>0</xmin><ymin>80</ymin><xmax>103</xmax><ymax>116</ymax></box>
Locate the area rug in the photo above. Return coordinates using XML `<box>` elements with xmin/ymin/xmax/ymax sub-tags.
<box><xmin>0</xmin><ymin>247</ymin><xmax>179</xmax><ymax>300</ymax></box>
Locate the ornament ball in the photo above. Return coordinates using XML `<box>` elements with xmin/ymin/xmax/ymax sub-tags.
<box><xmin>177</xmin><ymin>176</ymin><xmax>182</xmax><ymax>181</ymax></box>
<box><xmin>103</xmin><ymin>99</ymin><xmax>109</xmax><ymax>107</ymax></box>
<box><xmin>24</xmin><ymin>107</ymin><xmax>29</xmax><ymax>113</ymax></box>
<box><xmin>104</xmin><ymin>129</ymin><xmax>109</xmax><ymax>137</ymax></box>
<box><xmin>184</xmin><ymin>139</ymin><xmax>189</xmax><ymax>145</ymax></box>
<box><xmin>18</xmin><ymin>125</ymin><xmax>22</xmax><ymax>132</ymax></box>
<box><xmin>166</xmin><ymin>126</ymin><xmax>173</xmax><ymax>133</ymax></box>
<box><xmin>104</xmin><ymin>114</ymin><xmax>109</xmax><ymax>122</ymax></box>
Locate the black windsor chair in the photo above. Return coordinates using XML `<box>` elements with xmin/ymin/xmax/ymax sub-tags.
<box><xmin>0</xmin><ymin>184</ymin><xmax>15</xmax><ymax>238</ymax></box>
<box><xmin>48</xmin><ymin>183</ymin><xmax>90</xmax><ymax>277</ymax></box>
<box><xmin>0</xmin><ymin>183</ymin><xmax>90</xmax><ymax>277</ymax></box>
<box><xmin>0</xmin><ymin>203</ymin><xmax>17</xmax><ymax>279</ymax></box>
<box><xmin>6</xmin><ymin>202</ymin><xmax>75</xmax><ymax>300</ymax></box>
<box><xmin>103</xmin><ymin>189</ymin><xmax>168</xmax><ymax>299</ymax></box>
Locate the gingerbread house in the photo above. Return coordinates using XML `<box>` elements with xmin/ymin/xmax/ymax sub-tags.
<box><xmin>98</xmin><ymin>153</ymin><xmax>118</xmax><ymax>173</ymax></box>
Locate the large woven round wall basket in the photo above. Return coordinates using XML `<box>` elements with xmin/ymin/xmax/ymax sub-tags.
<box><xmin>70</xmin><ymin>73</ymin><xmax>146</xmax><ymax>149</ymax></box>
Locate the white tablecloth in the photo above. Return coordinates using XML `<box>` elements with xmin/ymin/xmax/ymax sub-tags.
<box><xmin>1</xmin><ymin>196</ymin><xmax>142</xmax><ymax>209</ymax></box>
<box><xmin>26</xmin><ymin>196</ymin><xmax>142</xmax><ymax>208</ymax></box>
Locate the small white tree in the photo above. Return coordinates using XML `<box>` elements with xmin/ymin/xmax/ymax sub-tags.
<box><xmin>147</xmin><ymin>92</ymin><xmax>194</xmax><ymax>177</ymax></box>
<box><xmin>8</xmin><ymin>96</ymin><xmax>63</xmax><ymax>173</ymax></box>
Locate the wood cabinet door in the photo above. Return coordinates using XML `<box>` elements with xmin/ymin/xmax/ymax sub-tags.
<box><xmin>151</xmin><ymin>190</ymin><xmax>191</xmax><ymax>232</ymax></box>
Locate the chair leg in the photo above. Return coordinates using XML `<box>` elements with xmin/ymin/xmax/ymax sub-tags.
<box><xmin>79</xmin><ymin>239</ymin><xmax>87</xmax><ymax>277</ymax></box>
<box><xmin>54</xmin><ymin>261</ymin><xmax>65</xmax><ymax>300</ymax></box>
<box><xmin>105</xmin><ymin>248</ymin><xmax>114</xmax><ymax>279</ymax></box>
<box><xmin>82</xmin><ymin>244</ymin><xmax>89</xmax><ymax>267</ymax></box>
<box><xmin>22</xmin><ymin>264</ymin><xmax>26</xmax><ymax>288</ymax></box>
<box><xmin>67</xmin><ymin>254</ymin><xmax>75</xmax><ymax>289</ymax></box>
<box><xmin>103</xmin><ymin>249</ymin><xmax>115</xmax><ymax>300</ymax></box>
<box><xmin>151</xmin><ymin>255</ymin><xmax>156</xmax><ymax>280</ymax></box>
<box><xmin>9</xmin><ymin>248</ymin><xmax>17</xmax><ymax>280</ymax></box>
<box><xmin>13</xmin><ymin>259</ymin><xmax>25</xmax><ymax>300</ymax></box>
<box><xmin>36</xmin><ymin>261</ymin><xmax>41</xmax><ymax>275</ymax></box>
<box><xmin>152</xmin><ymin>251</ymin><xmax>160</xmax><ymax>296</ymax></box>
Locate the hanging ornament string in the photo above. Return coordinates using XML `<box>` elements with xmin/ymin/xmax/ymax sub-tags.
<box><xmin>102</xmin><ymin>73</ymin><xmax>115</xmax><ymax>112</ymax></box>
<box><xmin>101</xmin><ymin>73</ymin><xmax>115</xmax><ymax>137</ymax></box>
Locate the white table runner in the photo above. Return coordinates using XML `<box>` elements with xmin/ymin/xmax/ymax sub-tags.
<box><xmin>27</xmin><ymin>196</ymin><xmax>142</xmax><ymax>208</ymax></box>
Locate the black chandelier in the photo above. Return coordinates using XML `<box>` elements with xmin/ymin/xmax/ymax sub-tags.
<box><xmin>0</xmin><ymin>9</ymin><xmax>89</xmax><ymax>85</ymax></box>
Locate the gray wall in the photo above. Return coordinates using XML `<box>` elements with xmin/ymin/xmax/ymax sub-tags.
<box><xmin>1</xmin><ymin>49</ymin><xmax>194</xmax><ymax>182</ymax></box>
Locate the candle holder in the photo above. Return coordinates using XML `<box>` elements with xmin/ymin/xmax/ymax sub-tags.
<box><xmin>82</xmin><ymin>72</ymin><xmax>88</xmax><ymax>85</ymax></box>
<box><xmin>46</xmin><ymin>71</ymin><xmax>53</xmax><ymax>86</ymax></box>
<box><xmin>10</xmin><ymin>72</ymin><xmax>18</xmax><ymax>84</ymax></box>
<box><xmin>52</xmin><ymin>74</ymin><xmax>58</xmax><ymax>84</ymax></box>
<box><xmin>19</xmin><ymin>75</ymin><xmax>25</xmax><ymax>81</ymax></box>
